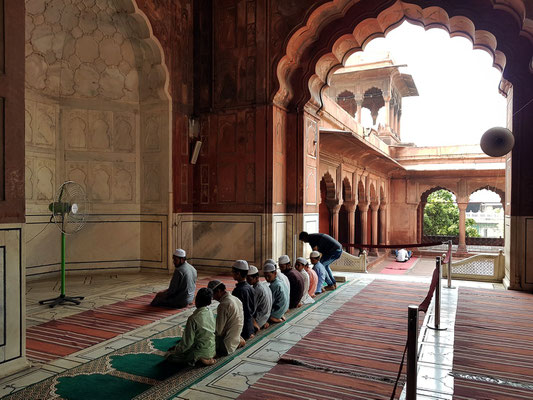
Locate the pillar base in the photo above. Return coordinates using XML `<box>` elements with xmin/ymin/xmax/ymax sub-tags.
<box><xmin>456</xmin><ymin>244</ymin><xmax>468</xmax><ymax>255</ymax></box>
<box><xmin>368</xmin><ymin>249</ymin><xmax>380</xmax><ymax>257</ymax></box>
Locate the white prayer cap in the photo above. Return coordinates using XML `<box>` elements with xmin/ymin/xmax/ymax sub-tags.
<box><xmin>233</xmin><ymin>259</ymin><xmax>249</xmax><ymax>271</ymax></box>
<box><xmin>208</xmin><ymin>280</ymin><xmax>223</xmax><ymax>291</ymax></box>
<box><xmin>296</xmin><ymin>257</ymin><xmax>308</xmax><ymax>265</ymax></box>
<box><xmin>173</xmin><ymin>248</ymin><xmax>186</xmax><ymax>257</ymax></box>
<box><xmin>263</xmin><ymin>263</ymin><xmax>276</xmax><ymax>273</ymax></box>
<box><xmin>278</xmin><ymin>255</ymin><xmax>290</xmax><ymax>265</ymax></box>
<box><xmin>248</xmin><ymin>265</ymin><xmax>259</xmax><ymax>275</ymax></box>
<box><xmin>264</xmin><ymin>258</ymin><xmax>276</xmax><ymax>266</ymax></box>
<box><xmin>310</xmin><ymin>251</ymin><xmax>320</xmax><ymax>258</ymax></box>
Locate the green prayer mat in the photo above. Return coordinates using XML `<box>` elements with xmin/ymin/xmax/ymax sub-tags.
<box><xmin>6</xmin><ymin>285</ymin><xmax>342</xmax><ymax>400</ymax></box>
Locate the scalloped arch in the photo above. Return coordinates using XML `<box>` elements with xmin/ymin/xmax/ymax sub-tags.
<box><xmin>421</xmin><ymin>186</ymin><xmax>457</xmax><ymax>203</ymax></box>
<box><xmin>275</xmin><ymin>0</ymin><xmax>533</xmax><ymax>109</ymax></box>
<box><xmin>469</xmin><ymin>185</ymin><xmax>505</xmax><ymax>203</ymax></box>
<box><xmin>321</xmin><ymin>172</ymin><xmax>337</xmax><ymax>200</ymax></box>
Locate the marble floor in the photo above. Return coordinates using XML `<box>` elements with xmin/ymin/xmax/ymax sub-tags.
<box><xmin>0</xmin><ymin>270</ymin><xmax>504</xmax><ymax>399</ymax></box>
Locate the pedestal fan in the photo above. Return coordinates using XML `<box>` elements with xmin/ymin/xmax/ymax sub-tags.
<box><xmin>39</xmin><ymin>181</ymin><xmax>89</xmax><ymax>308</ymax></box>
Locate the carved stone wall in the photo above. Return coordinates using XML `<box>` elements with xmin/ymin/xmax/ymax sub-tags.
<box><xmin>25</xmin><ymin>0</ymin><xmax>170</xmax><ymax>276</ymax></box>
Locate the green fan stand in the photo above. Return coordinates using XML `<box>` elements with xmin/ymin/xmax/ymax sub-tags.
<box><xmin>39</xmin><ymin>230</ymin><xmax>84</xmax><ymax>308</ymax></box>
<box><xmin>39</xmin><ymin>187</ymin><xmax>85</xmax><ymax>308</ymax></box>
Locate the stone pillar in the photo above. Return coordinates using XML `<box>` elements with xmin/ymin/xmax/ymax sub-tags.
<box><xmin>379</xmin><ymin>203</ymin><xmax>387</xmax><ymax>245</ymax></box>
<box><xmin>359</xmin><ymin>202</ymin><xmax>369</xmax><ymax>245</ymax></box>
<box><xmin>458</xmin><ymin>202</ymin><xmax>468</xmax><ymax>253</ymax></box>
<box><xmin>369</xmin><ymin>203</ymin><xmax>379</xmax><ymax>256</ymax></box>
<box><xmin>371</xmin><ymin>203</ymin><xmax>379</xmax><ymax>245</ymax></box>
<box><xmin>384</xmin><ymin>97</ymin><xmax>391</xmax><ymax>128</ymax></box>
<box><xmin>345</xmin><ymin>201</ymin><xmax>356</xmax><ymax>254</ymax></box>
<box><xmin>356</xmin><ymin>99</ymin><xmax>363</xmax><ymax>124</ymax></box>
<box><xmin>397</xmin><ymin>110</ymin><xmax>402</xmax><ymax>136</ymax></box>
<box><xmin>418</xmin><ymin>202</ymin><xmax>426</xmax><ymax>243</ymax></box>
<box><xmin>330</xmin><ymin>203</ymin><xmax>341</xmax><ymax>241</ymax></box>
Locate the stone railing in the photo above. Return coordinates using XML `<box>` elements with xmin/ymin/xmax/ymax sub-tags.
<box><xmin>442</xmin><ymin>250</ymin><xmax>505</xmax><ymax>282</ymax></box>
<box><xmin>422</xmin><ymin>235</ymin><xmax>504</xmax><ymax>247</ymax></box>
<box><xmin>330</xmin><ymin>250</ymin><xmax>367</xmax><ymax>273</ymax></box>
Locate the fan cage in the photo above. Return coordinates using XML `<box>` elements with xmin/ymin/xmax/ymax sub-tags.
<box><xmin>52</xmin><ymin>181</ymin><xmax>89</xmax><ymax>234</ymax></box>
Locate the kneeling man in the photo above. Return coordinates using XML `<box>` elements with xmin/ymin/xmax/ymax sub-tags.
<box><xmin>151</xmin><ymin>249</ymin><xmax>197</xmax><ymax>308</ymax></box>
<box><xmin>166</xmin><ymin>287</ymin><xmax>216</xmax><ymax>366</ymax></box>
<box><xmin>208</xmin><ymin>280</ymin><xmax>245</xmax><ymax>355</ymax></box>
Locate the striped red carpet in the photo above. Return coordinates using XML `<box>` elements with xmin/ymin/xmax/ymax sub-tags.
<box><xmin>27</xmin><ymin>276</ymin><xmax>236</xmax><ymax>364</ymax></box>
<box><xmin>453</xmin><ymin>287</ymin><xmax>533</xmax><ymax>399</ymax></box>
<box><xmin>240</xmin><ymin>280</ymin><xmax>430</xmax><ymax>400</ymax></box>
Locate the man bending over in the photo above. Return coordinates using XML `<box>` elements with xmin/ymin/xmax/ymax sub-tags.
<box><xmin>299</xmin><ymin>232</ymin><xmax>341</xmax><ymax>290</ymax></box>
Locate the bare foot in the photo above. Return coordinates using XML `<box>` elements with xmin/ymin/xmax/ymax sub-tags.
<box><xmin>238</xmin><ymin>337</ymin><xmax>246</xmax><ymax>348</ymax></box>
<box><xmin>199</xmin><ymin>358</ymin><xmax>216</xmax><ymax>366</ymax></box>
<box><xmin>262</xmin><ymin>322</ymin><xmax>270</xmax><ymax>329</ymax></box>
<box><xmin>297</xmin><ymin>303</ymin><xmax>303</xmax><ymax>308</ymax></box>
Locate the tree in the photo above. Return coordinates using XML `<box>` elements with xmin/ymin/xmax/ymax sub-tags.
<box><xmin>423</xmin><ymin>190</ymin><xmax>479</xmax><ymax>237</ymax></box>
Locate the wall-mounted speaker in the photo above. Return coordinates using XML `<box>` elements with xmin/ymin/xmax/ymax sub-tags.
<box><xmin>190</xmin><ymin>140</ymin><xmax>202</xmax><ymax>164</ymax></box>
<box><xmin>480</xmin><ymin>127</ymin><xmax>514</xmax><ymax>157</ymax></box>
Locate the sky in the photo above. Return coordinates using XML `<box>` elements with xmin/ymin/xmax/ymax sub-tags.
<box><xmin>346</xmin><ymin>21</ymin><xmax>508</xmax><ymax>147</ymax></box>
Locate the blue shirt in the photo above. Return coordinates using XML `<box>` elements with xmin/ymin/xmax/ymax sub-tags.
<box><xmin>313</xmin><ymin>261</ymin><xmax>326</xmax><ymax>293</ymax></box>
<box><xmin>269</xmin><ymin>276</ymin><xmax>289</xmax><ymax>319</ymax></box>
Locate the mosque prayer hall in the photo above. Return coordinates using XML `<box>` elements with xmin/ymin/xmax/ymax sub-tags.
<box><xmin>1</xmin><ymin>0</ymin><xmax>533</xmax><ymax>399</ymax></box>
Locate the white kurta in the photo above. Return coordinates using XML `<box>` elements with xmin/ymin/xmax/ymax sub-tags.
<box><xmin>215</xmin><ymin>292</ymin><xmax>244</xmax><ymax>355</ymax></box>
<box><xmin>299</xmin><ymin>269</ymin><xmax>314</xmax><ymax>304</ymax></box>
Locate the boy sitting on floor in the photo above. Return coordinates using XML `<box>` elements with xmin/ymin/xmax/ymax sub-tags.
<box><xmin>166</xmin><ymin>288</ymin><xmax>216</xmax><ymax>366</ymax></box>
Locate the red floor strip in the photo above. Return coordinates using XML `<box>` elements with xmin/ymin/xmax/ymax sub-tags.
<box><xmin>26</xmin><ymin>276</ymin><xmax>236</xmax><ymax>364</ymax></box>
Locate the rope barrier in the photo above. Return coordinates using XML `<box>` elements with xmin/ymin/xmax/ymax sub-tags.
<box><xmin>418</xmin><ymin>266</ymin><xmax>439</xmax><ymax>313</ymax></box>
<box><xmin>342</xmin><ymin>241</ymin><xmax>444</xmax><ymax>249</ymax></box>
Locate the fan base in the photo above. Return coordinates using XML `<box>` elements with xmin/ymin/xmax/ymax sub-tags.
<box><xmin>39</xmin><ymin>294</ymin><xmax>84</xmax><ymax>308</ymax></box>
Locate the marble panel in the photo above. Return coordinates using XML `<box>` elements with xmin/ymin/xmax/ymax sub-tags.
<box><xmin>67</xmin><ymin>220</ymin><xmax>142</xmax><ymax>264</ymax></box>
<box><xmin>88</xmin><ymin>110</ymin><xmax>112</xmax><ymax>150</ymax></box>
<box><xmin>177</xmin><ymin>213</ymin><xmax>262</xmax><ymax>268</ymax></box>
<box><xmin>32</xmin><ymin>102</ymin><xmax>56</xmax><ymax>148</ymax></box>
<box><xmin>62</xmin><ymin>109</ymin><xmax>88</xmax><ymax>150</ymax></box>
<box><xmin>0</xmin><ymin>228</ymin><xmax>23</xmax><ymax>365</ymax></box>
<box><xmin>142</xmin><ymin>162</ymin><xmax>162</xmax><ymax>203</ymax></box>
<box><xmin>207</xmin><ymin>360</ymin><xmax>273</xmax><ymax>394</ymax></box>
<box><xmin>274</xmin><ymin>325</ymin><xmax>313</xmax><ymax>343</ymax></box>
<box><xmin>142</xmin><ymin>113</ymin><xmax>161</xmax><ymax>152</ymax></box>
<box><xmin>188</xmin><ymin>220</ymin><xmax>254</xmax><ymax>262</ymax></box>
<box><xmin>0</xmin><ymin>247</ymin><xmax>4</xmax><ymax>346</ymax></box>
<box><xmin>89</xmin><ymin>162</ymin><xmax>112</xmax><ymax>202</ymax></box>
<box><xmin>25</xmin><ymin>158</ymin><xmax>34</xmax><ymax>201</ymax></box>
<box><xmin>66</xmin><ymin>162</ymin><xmax>89</xmax><ymax>192</ymax></box>
<box><xmin>34</xmin><ymin>158</ymin><xmax>55</xmax><ymax>202</ymax></box>
<box><xmin>113</xmin><ymin>112</ymin><xmax>136</xmax><ymax>152</ymax></box>
<box><xmin>248</xmin><ymin>339</ymin><xmax>294</xmax><ymax>363</ymax></box>
<box><xmin>113</xmin><ymin>163</ymin><xmax>135</xmax><ymax>202</ymax></box>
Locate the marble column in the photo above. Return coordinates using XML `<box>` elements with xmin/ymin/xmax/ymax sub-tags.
<box><xmin>458</xmin><ymin>202</ymin><xmax>468</xmax><ymax>253</ymax></box>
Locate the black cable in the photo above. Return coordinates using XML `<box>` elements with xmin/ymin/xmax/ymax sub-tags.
<box><xmin>390</xmin><ymin>341</ymin><xmax>408</xmax><ymax>400</ymax></box>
